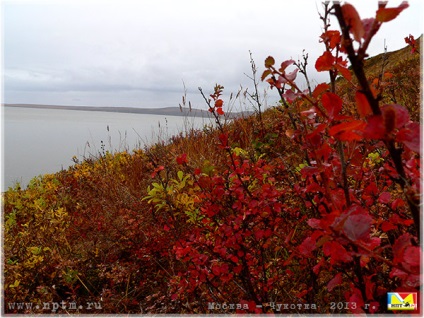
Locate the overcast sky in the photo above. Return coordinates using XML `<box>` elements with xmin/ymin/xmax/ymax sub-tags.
<box><xmin>2</xmin><ymin>0</ymin><xmax>423</xmax><ymax>110</ymax></box>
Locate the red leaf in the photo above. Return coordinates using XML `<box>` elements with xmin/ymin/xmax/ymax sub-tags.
<box><xmin>309</xmin><ymin>211</ymin><xmax>341</xmax><ymax>232</ymax></box>
<box><xmin>315</xmin><ymin>51</ymin><xmax>335</xmax><ymax>71</ymax></box>
<box><xmin>164</xmin><ymin>224</ymin><xmax>170</xmax><ymax>231</ymax></box>
<box><xmin>315</xmin><ymin>142</ymin><xmax>332</xmax><ymax>161</ymax></box>
<box><xmin>355</xmin><ymin>91</ymin><xmax>372</xmax><ymax>118</ymax></box>
<box><xmin>312</xmin><ymin>83</ymin><xmax>330</xmax><ymax>98</ymax></box>
<box><xmin>348</xmin><ymin>288</ymin><xmax>365</xmax><ymax>314</ymax></box>
<box><xmin>264</xmin><ymin>228</ymin><xmax>273</xmax><ymax>238</ymax></box>
<box><xmin>404</xmin><ymin>246</ymin><xmax>421</xmax><ymax>267</ymax></box>
<box><xmin>254</xmin><ymin>229</ymin><xmax>264</xmax><ymax>240</ymax></box>
<box><xmin>361</xmin><ymin>237</ymin><xmax>381</xmax><ymax>252</ymax></box>
<box><xmin>322</xmin><ymin>92</ymin><xmax>342</xmax><ymax>119</ymax></box>
<box><xmin>389</xmin><ymin>267</ymin><xmax>408</xmax><ymax>281</ymax></box>
<box><xmin>230</xmin><ymin>255</ymin><xmax>239</xmax><ymax>263</ymax></box>
<box><xmin>175</xmin><ymin>245</ymin><xmax>191</xmax><ymax>259</ymax></box>
<box><xmin>212</xmin><ymin>263</ymin><xmax>229</xmax><ymax>276</ymax></box>
<box><xmin>214</xmin><ymin>99</ymin><xmax>223</xmax><ymax>108</ymax></box>
<box><xmin>335</xmin><ymin>64</ymin><xmax>352</xmax><ymax>81</ymax></box>
<box><xmin>323</xmin><ymin>241</ymin><xmax>353</xmax><ymax>264</ymax></box>
<box><xmin>390</xmin><ymin>270</ymin><xmax>420</xmax><ymax>288</ymax></box>
<box><xmin>216</xmin><ymin>107</ymin><xmax>225</xmax><ymax>115</ymax></box>
<box><xmin>376</xmin><ymin>2</ymin><xmax>409</xmax><ymax>22</ymax></box>
<box><xmin>382</xmin><ymin>104</ymin><xmax>410</xmax><ymax>129</ymax></box>
<box><xmin>320</xmin><ymin>30</ymin><xmax>341</xmax><ymax>49</ymax></box>
<box><xmin>301</xmin><ymin>166</ymin><xmax>320</xmax><ymax>178</ymax></box>
<box><xmin>279</xmin><ymin>59</ymin><xmax>295</xmax><ymax>73</ymax></box>
<box><xmin>279</xmin><ymin>69</ymin><xmax>299</xmax><ymax>84</ymax></box>
<box><xmin>300</xmin><ymin>107</ymin><xmax>317</xmax><ymax>119</ymax></box>
<box><xmin>299</xmin><ymin>230</ymin><xmax>323</xmax><ymax>257</ymax></box>
<box><xmin>390</xmin><ymin>214</ymin><xmax>414</xmax><ymax>227</ymax></box>
<box><xmin>218</xmin><ymin>133</ymin><xmax>228</xmax><ymax>147</ymax></box>
<box><xmin>328</xmin><ymin>31</ymin><xmax>341</xmax><ymax>48</ymax></box>
<box><xmin>233</xmin><ymin>265</ymin><xmax>243</xmax><ymax>274</ymax></box>
<box><xmin>296</xmin><ymin>288</ymin><xmax>311</xmax><ymax>299</ymax></box>
<box><xmin>151</xmin><ymin>165</ymin><xmax>165</xmax><ymax>178</ymax></box>
<box><xmin>362</xmin><ymin>18</ymin><xmax>375</xmax><ymax>39</ymax></box>
<box><xmin>391</xmin><ymin>198</ymin><xmax>405</xmax><ymax>209</ymax></box>
<box><xmin>364</xmin><ymin>182</ymin><xmax>378</xmax><ymax>196</ymax></box>
<box><xmin>378</xmin><ymin>192</ymin><xmax>391</xmax><ymax>204</ymax></box>
<box><xmin>176</xmin><ymin>153</ymin><xmax>188</xmax><ymax>165</ymax></box>
<box><xmin>392</xmin><ymin>234</ymin><xmax>413</xmax><ymax>265</ymax></box>
<box><xmin>211</xmin><ymin>264</ymin><xmax>221</xmax><ymax>276</ymax></box>
<box><xmin>341</xmin><ymin>3</ymin><xmax>365</xmax><ymax>42</ymax></box>
<box><xmin>299</xmin><ymin>237</ymin><xmax>316</xmax><ymax>257</ymax></box>
<box><xmin>381</xmin><ymin>221</ymin><xmax>397</xmax><ymax>232</ymax></box>
<box><xmin>283</xmin><ymin>89</ymin><xmax>299</xmax><ymax>102</ymax></box>
<box><xmin>306</xmin><ymin>123</ymin><xmax>326</xmax><ymax>141</ymax></box>
<box><xmin>329</xmin><ymin>120</ymin><xmax>366</xmax><ymax>141</ymax></box>
<box><xmin>327</xmin><ymin>273</ymin><xmax>343</xmax><ymax>292</ymax></box>
<box><xmin>397</xmin><ymin>122</ymin><xmax>420</xmax><ymax>153</ymax></box>
<box><xmin>363</xmin><ymin>115</ymin><xmax>385</xmax><ymax>139</ymax></box>
<box><xmin>343</xmin><ymin>214</ymin><xmax>372</xmax><ymax>241</ymax></box>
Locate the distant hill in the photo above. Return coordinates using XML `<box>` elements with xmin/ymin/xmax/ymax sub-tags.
<box><xmin>3</xmin><ymin>103</ymin><xmax>251</xmax><ymax>119</ymax></box>
<box><xmin>362</xmin><ymin>34</ymin><xmax>422</xmax><ymax>72</ymax></box>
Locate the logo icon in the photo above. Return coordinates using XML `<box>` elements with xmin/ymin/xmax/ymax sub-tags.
<box><xmin>387</xmin><ymin>292</ymin><xmax>417</xmax><ymax>311</ymax></box>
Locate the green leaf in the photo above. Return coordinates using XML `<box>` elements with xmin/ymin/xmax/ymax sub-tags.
<box><xmin>29</xmin><ymin>246</ymin><xmax>42</xmax><ymax>255</ymax></box>
<box><xmin>9</xmin><ymin>280</ymin><xmax>20</xmax><ymax>288</ymax></box>
<box><xmin>177</xmin><ymin>170</ymin><xmax>184</xmax><ymax>181</ymax></box>
<box><xmin>152</xmin><ymin>182</ymin><xmax>163</xmax><ymax>189</ymax></box>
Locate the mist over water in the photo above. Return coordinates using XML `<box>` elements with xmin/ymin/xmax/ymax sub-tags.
<box><xmin>3</xmin><ymin>106</ymin><xmax>211</xmax><ymax>191</ymax></box>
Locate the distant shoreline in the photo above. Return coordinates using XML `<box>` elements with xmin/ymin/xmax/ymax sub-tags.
<box><xmin>3</xmin><ymin>103</ymin><xmax>249</xmax><ymax>118</ymax></box>
<box><xmin>3</xmin><ymin>103</ymin><xmax>211</xmax><ymax>118</ymax></box>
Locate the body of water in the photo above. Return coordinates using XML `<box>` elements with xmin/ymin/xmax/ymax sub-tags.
<box><xmin>3</xmin><ymin>106</ymin><xmax>211</xmax><ymax>191</ymax></box>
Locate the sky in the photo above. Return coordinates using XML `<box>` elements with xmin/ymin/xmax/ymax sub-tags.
<box><xmin>2</xmin><ymin>0</ymin><xmax>423</xmax><ymax>111</ymax></box>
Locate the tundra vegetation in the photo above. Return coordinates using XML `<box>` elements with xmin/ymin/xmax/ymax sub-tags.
<box><xmin>3</xmin><ymin>2</ymin><xmax>421</xmax><ymax>314</ymax></box>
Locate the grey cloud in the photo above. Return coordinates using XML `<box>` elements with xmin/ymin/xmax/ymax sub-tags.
<box><xmin>3</xmin><ymin>1</ymin><xmax>422</xmax><ymax>108</ymax></box>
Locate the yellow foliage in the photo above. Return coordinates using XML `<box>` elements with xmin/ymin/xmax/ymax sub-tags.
<box><xmin>144</xmin><ymin>170</ymin><xmax>202</xmax><ymax>224</ymax></box>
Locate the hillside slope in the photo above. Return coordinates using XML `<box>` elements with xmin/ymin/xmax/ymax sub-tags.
<box><xmin>337</xmin><ymin>34</ymin><xmax>421</xmax><ymax>121</ymax></box>
<box><xmin>3</xmin><ymin>35</ymin><xmax>421</xmax><ymax>314</ymax></box>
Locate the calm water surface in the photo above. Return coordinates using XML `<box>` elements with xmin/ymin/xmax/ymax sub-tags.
<box><xmin>3</xmin><ymin>106</ymin><xmax>211</xmax><ymax>191</ymax></box>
